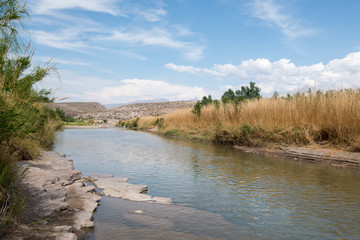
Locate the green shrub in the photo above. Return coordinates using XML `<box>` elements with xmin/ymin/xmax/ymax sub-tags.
<box><xmin>154</xmin><ymin>117</ymin><xmax>165</xmax><ymax>128</ymax></box>
<box><xmin>0</xmin><ymin>0</ymin><xmax>61</xmax><ymax>234</ymax></box>
<box><xmin>132</xmin><ymin>117</ymin><xmax>140</xmax><ymax>128</ymax></box>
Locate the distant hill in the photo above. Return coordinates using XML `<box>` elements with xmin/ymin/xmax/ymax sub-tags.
<box><xmin>46</xmin><ymin>102</ymin><xmax>107</xmax><ymax>117</ymax></box>
<box><xmin>103</xmin><ymin>98</ymin><xmax>170</xmax><ymax>109</ymax></box>
<box><xmin>45</xmin><ymin>100</ymin><xmax>196</xmax><ymax>120</ymax></box>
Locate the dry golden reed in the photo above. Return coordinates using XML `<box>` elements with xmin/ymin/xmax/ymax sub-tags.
<box><xmin>135</xmin><ymin>89</ymin><xmax>360</xmax><ymax>150</ymax></box>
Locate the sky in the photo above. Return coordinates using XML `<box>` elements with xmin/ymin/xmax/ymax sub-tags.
<box><xmin>25</xmin><ymin>0</ymin><xmax>360</xmax><ymax>104</ymax></box>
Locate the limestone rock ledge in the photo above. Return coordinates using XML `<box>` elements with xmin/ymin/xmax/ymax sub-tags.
<box><xmin>87</xmin><ymin>175</ymin><xmax>172</xmax><ymax>204</ymax></box>
<box><xmin>13</xmin><ymin>151</ymin><xmax>101</xmax><ymax>240</ymax></box>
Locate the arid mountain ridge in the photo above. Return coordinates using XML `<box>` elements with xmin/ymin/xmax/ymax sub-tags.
<box><xmin>46</xmin><ymin>101</ymin><xmax>196</xmax><ymax>120</ymax></box>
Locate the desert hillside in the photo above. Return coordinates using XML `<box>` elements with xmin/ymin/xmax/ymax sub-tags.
<box><xmin>47</xmin><ymin>101</ymin><xmax>196</xmax><ymax>120</ymax></box>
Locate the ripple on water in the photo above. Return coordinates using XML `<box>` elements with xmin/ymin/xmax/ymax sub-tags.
<box><xmin>54</xmin><ymin>128</ymin><xmax>360</xmax><ymax>240</ymax></box>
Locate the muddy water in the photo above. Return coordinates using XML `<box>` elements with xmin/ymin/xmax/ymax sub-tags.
<box><xmin>53</xmin><ymin>128</ymin><xmax>360</xmax><ymax>239</ymax></box>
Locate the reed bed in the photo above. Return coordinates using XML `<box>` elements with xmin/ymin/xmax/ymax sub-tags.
<box><xmin>130</xmin><ymin>89</ymin><xmax>360</xmax><ymax>150</ymax></box>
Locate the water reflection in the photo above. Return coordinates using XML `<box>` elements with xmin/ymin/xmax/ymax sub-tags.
<box><xmin>91</xmin><ymin>197</ymin><xmax>252</xmax><ymax>240</ymax></box>
<box><xmin>54</xmin><ymin>128</ymin><xmax>360</xmax><ymax>239</ymax></box>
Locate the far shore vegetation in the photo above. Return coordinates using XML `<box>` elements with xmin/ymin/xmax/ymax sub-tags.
<box><xmin>0</xmin><ymin>1</ymin><xmax>62</xmax><ymax>235</ymax></box>
<box><xmin>119</xmin><ymin>82</ymin><xmax>360</xmax><ymax>152</ymax></box>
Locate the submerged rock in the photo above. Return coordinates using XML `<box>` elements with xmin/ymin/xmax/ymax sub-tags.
<box><xmin>89</xmin><ymin>175</ymin><xmax>172</xmax><ymax>204</ymax></box>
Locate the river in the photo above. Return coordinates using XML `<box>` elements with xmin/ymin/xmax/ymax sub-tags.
<box><xmin>53</xmin><ymin>128</ymin><xmax>360</xmax><ymax>239</ymax></box>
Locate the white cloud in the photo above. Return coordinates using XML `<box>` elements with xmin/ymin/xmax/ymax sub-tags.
<box><xmin>30</xmin><ymin>29</ymin><xmax>94</xmax><ymax>52</ymax></box>
<box><xmin>33</xmin><ymin>56</ymin><xmax>91</xmax><ymax>66</ymax></box>
<box><xmin>31</xmin><ymin>0</ymin><xmax>120</xmax><ymax>16</ymax></box>
<box><xmin>166</xmin><ymin>52</ymin><xmax>360</xmax><ymax>95</ymax></box>
<box><xmin>101</xmin><ymin>27</ymin><xmax>203</xmax><ymax>60</ymax></box>
<box><xmin>84</xmin><ymin>79</ymin><xmax>207</xmax><ymax>103</ymax></box>
<box><xmin>30</xmin><ymin>0</ymin><xmax>167</xmax><ymax>22</ymax></box>
<box><xmin>29</xmin><ymin>0</ymin><xmax>202</xmax><ymax>60</ymax></box>
<box><xmin>38</xmin><ymin>70</ymin><xmax>208</xmax><ymax>103</ymax></box>
<box><xmin>250</xmin><ymin>0</ymin><xmax>316</xmax><ymax>39</ymax></box>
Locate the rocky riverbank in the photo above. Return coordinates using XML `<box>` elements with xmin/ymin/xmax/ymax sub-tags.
<box><xmin>11</xmin><ymin>151</ymin><xmax>172</xmax><ymax>240</ymax></box>
<box><xmin>12</xmin><ymin>151</ymin><xmax>100</xmax><ymax>240</ymax></box>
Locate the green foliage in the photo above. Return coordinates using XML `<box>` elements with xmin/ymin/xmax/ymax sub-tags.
<box><xmin>132</xmin><ymin>117</ymin><xmax>140</xmax><ymax>128</ymax></box>
<box><xmin>221</xmin><ymin>82</ymin><xmax>261</xmax><ymax>104</ymax></box>
<box><xmin>191</xmin><ymin>95</ymin><xmax>214</xmax><ymax>116</ymax></box>
<box><xmin>235</xmin><ymin>82</ymin><xmax>261</xmax><ymax>100</ymax></box>
<box><xmin>55</xmin><ymin>108</ymin><xmax>74</xmax><ymax>122</ymax></box>
<box><xmin>103</xmin><ymin>119</ymin><xmax>108</xmax><ymax>124</ymax></box>
<box><xmin>154</xmin><ymin>117</ymin><xmax>165</xmax><ymax>128</ymax></box>
<box><xmin>0</xmin><ymin>1</ymin><xmax>59</xmax><ymax>234</ymax></box>
<box><xmin>116</xmin><ymin>120</ymin><xmax>125</xmax><ymax>127</ymax></box>
<box><xmin>191</xmin><ymin>101</ymin><xmax>202</xmax><ymax>116</ymax></box>
<box><xmin>200</xmin><ymin>95</ymin><xmax>213</xmax><ymax>106</ymax></box>
<box><xmin>164</xmin><ymin>129</ymin><xmax>180</xmax><ymax>136</ymax></box>
<box><xmin>221</xmin><ymin>89</ymin><xmax>236</xmax><ymax>103</ymax></box>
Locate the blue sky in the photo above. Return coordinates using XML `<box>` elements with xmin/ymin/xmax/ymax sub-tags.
<box><xmin>27</xmin><ymin>0</ymin><xmax>360</xmax><ymax>104</ymax></box>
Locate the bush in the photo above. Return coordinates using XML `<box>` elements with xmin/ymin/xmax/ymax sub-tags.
<box><xmin>0</xmin><ymin>1</ymin><xmax>60</xmax><ymax>234</ymax></box>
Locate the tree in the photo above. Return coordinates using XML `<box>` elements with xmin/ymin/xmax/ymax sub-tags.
<box><xmin>200</xmin><ymin>95</ymin><xmax>213</xmax><ymax>106</ymax></box>
<box><xmin>221</xmin><ymin>89</ymin><xmax>235</xmax><ymax>103</ymax></box>
<box><xmin>191</xmin><ymin>95</ymin><xmax>213</xmax><ymax>116</ymax></box>
<box><xmin>235</xmin><ymin>82</ymin><xmax>261</xmax><ymax>100</ymax></box>
<box><xmin>221</xmin><ymin>82</ymin><xmax>261</xmax><ymax>104</ymax></box>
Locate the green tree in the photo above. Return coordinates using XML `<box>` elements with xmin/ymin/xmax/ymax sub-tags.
<box><xmin>191</xmin><ymin>101</ymin><xmax>202</xmax><ymax>116</ymax></box>
<box><xmin>235</xmin><ymin>82</ymin><xmax>261</xmax><ymax>100</ymax></box>
<box><xmin>221</xmin><ymin>82</ymin><xmax>261</xmax><ymax>104</ymax></box>
<box><xmin>200</xmin><ymin>95</ymin><xmax>213</xmax><ymax>106</ymax></box>
<box><xmin>221</xmin><ymin>89</ymin><xmax>235</xmax><ymax>103</ymax></box>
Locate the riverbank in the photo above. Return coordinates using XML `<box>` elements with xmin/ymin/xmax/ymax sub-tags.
<box><xmin>118</xmin><ymin>88</ymin><xmax>360</xmax><ymax>168</ymax></box>
<box><xmin>131</xmin><ymin>126</ymin><xmax>360</xmax><ymax>168</ymax></box>
<box><xmin>12</xmin><ymin>151</ymin><xmax>100</xmax><ymax>240</ymax></box>
<box><xmin>11</xmin><ymin>150</ymin><xmax>172</xmax><ymax>239</ymax></box>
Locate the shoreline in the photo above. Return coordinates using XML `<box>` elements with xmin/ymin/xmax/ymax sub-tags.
<box><xmin>62</xmin><ymin>125</ymin><xmax>360</xmax><ymax>168</ymax></box>
<box><xmin>13</xmin><ymin>151</ymin><xmax>100</xmax><ymax>240</ymax></box>
<box><xmin>138</xmin><ymin>127</ymin><xmax>360</xmax><ymax>168</ymax></box>
<box><xmin>13</xmin><ymin>150</ymin><xmax>171</xmax><ymax>240</ymax></box>
<box><xmin>234</xmin><ymin>145</ymin><xmax>360</xmax><ymax>168</ymax></box>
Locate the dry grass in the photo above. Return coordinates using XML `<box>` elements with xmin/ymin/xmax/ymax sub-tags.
<box><xmin>131</xmin><ymin>89</ymin><xmax>360</xmax><ymax>150</ymax></box>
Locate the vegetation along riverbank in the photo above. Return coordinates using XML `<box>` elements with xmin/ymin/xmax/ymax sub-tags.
<box><xmin>118</xmin><ymin>83</ymin><xmax>360</xmax><ymax>168</ymax></box>
<box><xmin>0</xmin><ymin>1</ymin><xmax>63</xmax><ymax>237</ymax></box>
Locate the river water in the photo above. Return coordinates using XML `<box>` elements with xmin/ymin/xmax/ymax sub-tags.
<box><xmin>53</xmin><ymin>128</ymin><xmax>360</xmax><ymax>240</ymax></box>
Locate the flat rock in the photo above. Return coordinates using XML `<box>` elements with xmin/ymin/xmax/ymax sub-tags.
<box><xmin>15</xmin><ymin>151</ymin><xmax>101</xmax><ymax>239</ymax></box>
<box><xmin>91</xmin><ymin>176</ymin><xmax>171</xmax><ymax>204</ymax></box>
<box><xmin>55</xmin><ymin>233</ymin><xmax>77</xmax><ymax>240</ymax></box>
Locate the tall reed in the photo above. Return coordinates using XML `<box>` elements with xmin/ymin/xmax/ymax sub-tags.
<box><xmin>135</xmin><ymin>89</ymin><xmax>360</xmax><ymax>150</ymax></box>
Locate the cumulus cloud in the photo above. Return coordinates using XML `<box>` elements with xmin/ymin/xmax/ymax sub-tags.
<box><xmin>39</xmin><ymin>71</ymin><xmax>207</xmax><ymax>103</ymax></box>
<box><xmin>166</xmin><ymin>52</ymin><xmax>360</xmax><ymax>95</ymax></box>
<box><xmin>84</xmin><ymin>79</ymin><xmax>207</xmax><ymax>103</ymax></box>
<box><xmin>250</xmin><ymin>0</ymin><xmax>316</xmax><ymax>39</ymax></box>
